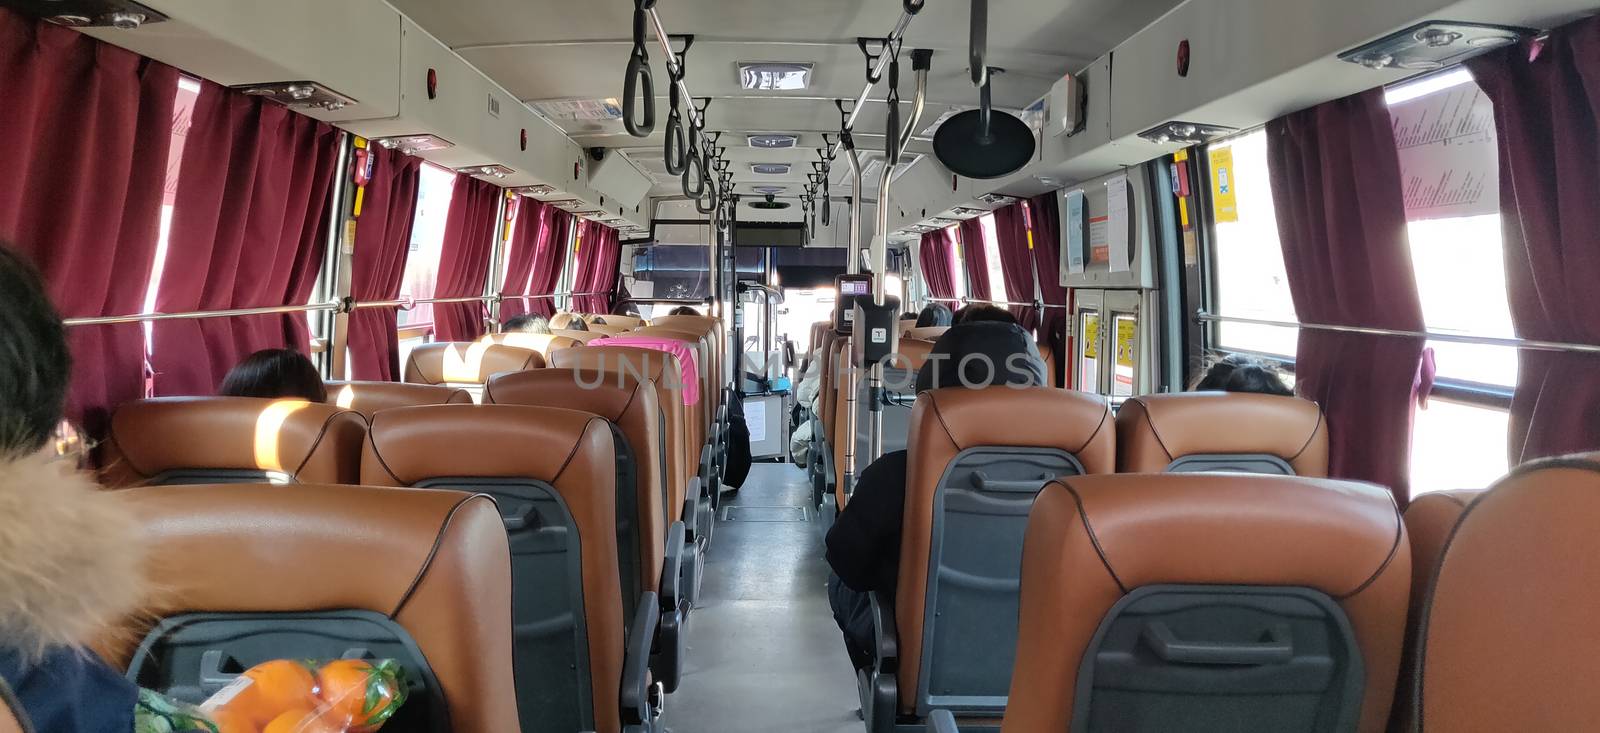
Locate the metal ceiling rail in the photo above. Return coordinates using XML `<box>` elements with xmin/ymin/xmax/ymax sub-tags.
<box><xmin>64</xmin><ymin>293</ymin><xmax>618</xmax><ymax>326</ymax></box>
<box><xmin>1197</xmin><ymin>312</ymin><xmax>1600</xmax><ymax>355</ymax></box>
<box><xmin>827</xmin><ymin>6</ymin><xmax>922</xmax><ymax>163</ymax></box>
<box><xmin>926</xmin><ymin>296</ymin><xmax>1069</xmax><ymax>309</ymax></box>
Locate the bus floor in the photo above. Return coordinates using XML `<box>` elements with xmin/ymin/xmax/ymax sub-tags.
<box><xmin>662</xmin><ymin>461</ymin><xmax>864</xmax><ymax>732</ymax></box>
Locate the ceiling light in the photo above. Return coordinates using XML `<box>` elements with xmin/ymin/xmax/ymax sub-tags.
<box><xmin>1137</xmin><ymin>121</ymin><xmax>1238</xmax><ymax>146</ymax></box>
<box><xmin>949</xmin><ymin>206</ymin><xmax>987</xmax><ymax>218</ymax></box>
<box><xmin>514</xmin><ymin>184</ymin><xmax>558</xmax><ymax>197</ymax></box>
<box><xmin>231</xmin><ymin>81</ymin><xmax>354</xmax><ymax>112</ymax></box>
<box><xmin>748</xmin><ymin>134</ymin><xmax>800</xmax><ymax>149</ymax></box>
<box><xmin>372</xmin><ymin>134</ymin><xmax>454</xmax><ymax>155</ymax></box>
<box><xmin>752</xmin><ymin>185</ymin><xmax>786</xmax><ymax>195</ymax></box>
<box><xmin>975</xmin><ymin>193</ymin><xmax>1017</xmax><ymax>206</ymax></box>
<box><xmin>456</xmin><ymin>164</ymin><xmax>514</xmax><ymax>179</ymax></box>
<box><xmin>751</xmin><ymin>163</ymin><xmax>792</xmax><ymax>175</ymax></box>
<box><xmin>737</xmin><ymin>63</ymin><xmax>813</xmax><ymax>91</ymax></box>
<box><xmin>1339</xmin><ymin>21</ymin><xmax>1533</xmax><ymax>72</ymax></box>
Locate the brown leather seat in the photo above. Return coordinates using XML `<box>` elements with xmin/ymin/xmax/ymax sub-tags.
<box><xmin>554</xmin><ymin>328</ymin><xmax>605</xmax><ymax>342</ymax></box>
<box><xmin>829</xmin><ymin>339</ymin><xmax>936</xmax><ymax>510</ymax></box>
<box><xmin>324</xmin><ymin>379</ymin><xmax>471</xmax><ymax>418</ymax></box>
<box><xmin>549</xmin><ymin>312</ymin><xmax>583</xmax><ymax>329</ymax></box>
<box><xmin>1116</xmin><ymin>392</ymin><xmax>1329</xmax><ymax>475</ymax></box>
<box><xmin>1391</xmin><ymin>489</ymin><xmax>1481</xmax><ymax>730</ymax></box>
<box><xmin>1412</xmin><ymin>456</ymin><xmax>1600</xmax><ymax>731</ymax></box>
<box><xmin>896</xmin><ymin>318</ymin><xmax>918</xmax><ymax>336</ymax></box>
<box><xmin>403</xmin><ymin>342</ymin><xmax>543</xmax><ymax>386</ymax></box>
<box><xmin>630</xmin><ymin>326</ymin><xmax>716</xmax><ymax>478</ymax></box>
<box><xmin>1038</xmin><ymin>343</ymin><xmax>1059</xmax><ymax>388</ymax></box>
<box><xmin>478</xmin><ymin>332</ymin><xmax>581</xmax><ymax>360</ymax></box>
<box><xmin>863</xmin><ymin>387</ymin><xmax>1115</xmax><ymax>730</ymax></box>
<box><xmin>647</xmin><ymin>314</ymin><xmax>727</xmax><ymax>419</ymax></box>
<box><xmin>105</xmin><ymin>483</ymin><xmax>518</xmax><ymax>733</ymax></box>
<box><xmin>361</xmin><ymin>404</ymin><xmax>657</xmax><ymax>733</ymax></box>
<box><xmin>903</xmin><ymin>325</ymin><xmax>950</xmax><ymax>341</ymax></box>
<box><xmin>101</xmin><ymin>397</ymin><xmax>366</xmax><ymax>486</ymax></box>
<box><xmin>587</xmin><ymin>313</ymin><xmax>647</xmax><ymax>330</ymax></box>
<box><xmin>1000</xmin><ymin>473</ymin><xmax>1409</xmax><ymax>733</ymax></box>
<box><xmin>586</xmin><ymin>322</ymin><xmax>633</xmax><ymax>335</ymax></box>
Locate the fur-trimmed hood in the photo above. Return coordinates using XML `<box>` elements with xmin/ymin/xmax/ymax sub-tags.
<box><xmin>0</xmin><ymin>451</ymin><xmax>145</xmax><ymax>657</ymax></box>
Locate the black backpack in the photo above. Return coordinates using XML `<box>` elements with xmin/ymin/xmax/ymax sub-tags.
<box><xmin>724</xmin><ymin>391</ymin><xmax>753</xmax><ymax>489</ymax></box>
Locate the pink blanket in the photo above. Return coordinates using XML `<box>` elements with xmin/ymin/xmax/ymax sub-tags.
<box><xmin>587</xmin><ymin>335</ymin><xmax>701</xmax><ymax>406</ymax></box>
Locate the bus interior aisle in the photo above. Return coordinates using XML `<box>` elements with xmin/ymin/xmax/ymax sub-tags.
<box><xmin>664</xmin><ymin>464</ymin><xmax>862</xmax><ymax>733</ymax></box>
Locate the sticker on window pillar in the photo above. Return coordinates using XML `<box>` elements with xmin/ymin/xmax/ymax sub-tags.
<box><xmin>1209</xmin><ymin>147</ymin><xmax>1239</xmax><ymax>223</ymax></box>
<box><xmin>871</xmin><ymin>327</ymin><xmax>887</xmax><ymax>343</ymax></box>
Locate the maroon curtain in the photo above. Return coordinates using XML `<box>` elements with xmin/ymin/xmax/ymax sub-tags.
<box><xmin>432</xmin><ymin>176</ymin><xmax>500</xmax><ymax>342</ymax></box>
<box><xmin>571</xmin><ymin>220</ymin><xmax>622</xmax><ymax>314</ymax></box>
<box><xmin>957</xmin><ymin>218</ymin><xmax>992</xmax><ymax>302</ymax></box>
<box><xmin>348</xmin><ymin>147</ymin><xmax>422</xmax><ymax>381</ymax></box>
<box><xmin>497</xmin><ymin>199</ymin><xmax>544</xmax><ymax>323</ymax></box>
<box><xmin>918</xmin><ymin>229</ymin><xmax>957</xmax><ymax>301</ymax></box>
<box><xmin>527</xmin><ymin>210</ymin><xmax>572</xmax><ymax>318</ymax></box>
<box><xmin>991</xmin><ymin>204</ymin><xmax>1040</xmax><ymax>329</ymax></box>
<box><xmin>1267</xmin><ymin>88</ymin><xmax>1425</xmax><ymax>502</ymax></box>
<box><xmin>1027</xmin><ymin>194</ymin><xmax>1070</xmax><ymax>379</ymax></box>
<box><xmin>150</xmin><ymin>81</ymin><xmax>339</xmax><ymax>396</ymax></box>
<box><xmin>0</xmin><ymin>9</ymin><xmax>177</xmax><ymax>434</ymax></box>
<box><xmin>1468</xmin><ymin>21</ymin><xmax>1600</xmax><ymax>463</ymax></box>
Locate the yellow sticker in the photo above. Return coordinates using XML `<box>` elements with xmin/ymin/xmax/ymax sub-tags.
<box><xmin>1178</xmin><ymin>197</ymin><xmax>1190</xmax><ymax>228</ymax></box>
<box><xmin>1209</xmin><ymin>147</ymin><xmax>1239</xmax><ymax>223</ymax></box>
<box><xmin>1116</xmin><ymin>318</ymin><xmax>1137</xmax><ymax>367</ymax></box>
<box><xmin>1082</xmin><ymin>315</ymin><xmax>1100</xmax><ymax>359</ymax></box>
<box><xmin>1174</xmin><ymin>148</ymin><xmax>1189</xmax><ymax>163</ymax></box>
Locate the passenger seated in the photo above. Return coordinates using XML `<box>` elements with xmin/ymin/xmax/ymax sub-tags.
<box><xmin>1192</xmin><ymin>353</ymin><xmax>1293</xmax><ymax>395</ymax></box>
<box><xmin>591</xmin><ymin>316</ymin><xmax>608</xmax><ymax>325</ymax></box>
<box><xmin>563</xmin><ymin>317</ymin><xmax>590</xmax><ymax>332</ymax></box>
<box><xmin>503</xmin><ymin>313</ymin><xmax>553</xmax><ymax>334</ymax></box>
<box><xmin>668</xmin><ymin>305</ymin><xmax>701</xmax><ymax>316</ymax></box>
<box><xmin>217</xmin><ymin>348</ymin><xmax>327</xmax><ymax>402</ymax></box>
<box><xmin>0</xmin><ymin>246</ymin><xmax>206</xmax><ymax>732</ymax></box>
<box><xmin>899</xmin><ymin>312</ymin><xmax>918</xmax><ymax>322</ymax></box>
<box><xmin>953</xmin><ymin>303</ymin><xmax>1018</xmax><ymax>325</ymax></box>
<box><xmin>914</xmin><ymin>303</ymin><xmax>953</xmax><ymax>328</ymax></box>
<box><xmin>824</xmin><ymin>321</ymin><xmax>1045</xmax><ymax>670</ymax></box>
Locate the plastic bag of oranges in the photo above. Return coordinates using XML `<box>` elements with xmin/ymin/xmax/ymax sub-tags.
<box><xmin>198</xmin><ymin>658</ymin><xmax>408</xmax><ymax>733</ymax></box>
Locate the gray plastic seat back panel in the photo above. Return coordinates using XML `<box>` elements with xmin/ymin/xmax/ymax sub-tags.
<box><xmin>1165</xmin><ymin>454</ymin><xmax>1296</xmax><ymax>475</ymax></box>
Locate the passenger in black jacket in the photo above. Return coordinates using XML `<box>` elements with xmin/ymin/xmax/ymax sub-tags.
<box><xmin>824</xmin><ymin>321</ymin><xmax>1046</xmax><ymax>670</ymax></box>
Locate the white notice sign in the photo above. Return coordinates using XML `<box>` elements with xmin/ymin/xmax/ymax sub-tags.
<box><xmin>1388</xmin><ymin>80</ymin><xmax>1499</xmax><ymax>220</ymax></box>
<box><xmin>744</xmin><ymin>398</ymin><xmax>766</xmax><ymax>443</ymax></box>
<box><xmin>1106</xmin><ymin>175</ymin><xmax>1131</xmax><ymax>273</ymax></box>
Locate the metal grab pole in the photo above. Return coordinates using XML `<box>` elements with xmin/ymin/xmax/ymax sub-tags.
<box><xmin>841</xmin><ymin>137</ymin><xmax>865</xmax><ymax>496</ymax></box>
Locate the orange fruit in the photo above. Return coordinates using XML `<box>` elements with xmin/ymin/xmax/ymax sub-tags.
<box><xmin>208</xmin><ymin>708</ymin><xmax>259</xmax><ymax>733</ymax></box>
<box><xmin>223</xmin><ymin>660</ymin><xmax>320</xmax><ymax>726</ymax></box>
<box><xmin>315</xmin><ymin>659</ymin><xmax>407</xmax><ymax>730</ymax></box>
<box><xmin>260</xmin><ymin>709</ymin><xmax>340</xmax><ymax>733</ymax></box>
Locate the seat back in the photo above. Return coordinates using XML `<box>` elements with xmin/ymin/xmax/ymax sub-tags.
<box><xmin>403</xmin><ymin>342</ymin><xmax>543</xmax><ymax>385</ymax></box>
<box><xmin>1116</xmin><ymin>392</ymin><xmax>1329</xmax><ymax>475</ymax></box>
<box><xmin>325</xmin><ymin>380</ymin><xmax>471</xmax><ymax>418</ymax></box>
<box><xmin>550</xmin><ymin>312</ymin><xmax>582</xmax><ymax>329</ymax></box>
<box><xmin>362</xmin><ymin>405</ymin><xmax>628</xmax><ymax>733</ymax></box>
<box><xmin>1038</xmin><ymin>343</ymin><xmax>1059</xmax><ymax>388</ymax></box>
<box><xmin>1002</xmin><ymin>473</ymin><xmax>1409</xmax><ymax>733</ymax></box>
<box><xmin>589</xmin><ymin>313</ymin><xmax>647</xmax><ymax>329</ymax></box>
<box><xmin>1413</xmin><ymin>457</ymin><xmax>1600</xmax><ymax>731</ymax></box>
<box><xmin>830</xmin><ymin>339</ymin><xmax>935</xmax><ymax>508</ymax></box>
<box><xmin>647</xmin><ymin>315</ymin><xmax>725</xmax><ymax>412</ymax></box>
<box><xmin>108</xmin><ymin>483</ymin><xmax>518</xmax><ymax>733</ymax></box>
<box><xmin>1391</xmin><ymin>489</ymin><xmax>1481</xmax><ymax>730</ymax></box>
<box><xmin>551</xmin><ymin>346</ymin><xmax>693</xmax><ymax>526</ymax></box>
<box><xmin>479</xmin><ymin>332</ymin><xmax>581</xmax><ymax>360</ymax></box>
<box><xmin>555</xmin><ymin>328</ymin><xmax>606</xmax><ymax>342</ymax></box>
<box><xmin>628</xmin><ymin>327</ymin><xmax>712</xmax><ymax>443</ymax></box>
<box><xmin>586</xmin><ymin>322</ymin><xmax>633</xmax><ymax>335</ymax></box>
<box><xmin>486</xmin><ymin>368</ymin><xmax>667</xmax><ymax>598</ymax></box>
<box><xmin>101</xmin><ymin>397</ymin><xmax>366</xmax><ymax>486</ymax></box>
<box><xmin>904</xmin><ymin>325</ymin><xmax>950</xmax><ymax>341</ymax></box>
<box><xmin>899</xmin><ymin>387</ymin><xmax>1115</xmax><ymax>716</ymax></box>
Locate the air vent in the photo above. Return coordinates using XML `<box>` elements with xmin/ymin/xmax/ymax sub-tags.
<box><xmin>752</xmin><ymin>185</ymin><xmax>787</xmax><ymax>195</ymax></box>
<box><xmin>8</xmin><ymin>0</ymin><xmax>169</xmax><ymax>28</ymax></box>
<box><xmin>233</xmin><ymin>81</ymin><xmax>355</xmax><ymax>112</ymax></box>
<box><xmin>1137</xmin><ymin>121</ymin><xmax>1238</xmax><ymax>146</ymax></box>
<box><xmin>531</xmin><ymin>98</ymin><xmax>623</xmax><ymax>121</ymax></box>
<box><xmin>748</xmin><ymin>134</ymin><xmax>799</xmax><ymax>149</ymax></box>
<box><xmin>1339</xmin><ymin>21</ymin><xmax>1532</xmax><ymax>71</ymax></box>
<box><xmin>456</xmin><ymin>164</ymin><xmax>515</xmax><ymax>179</ymax></box>
<box><xmin>738</xmin><ymin>63</ymin><xmax>814</xmax><ymax>91</ymax></box>
<box><xmin>976</xmin><ymin>193</ymin><xmax>1018</xmax><ymax>206</ymax></box>
<box><xmin>514</xmin><ymin>184</ymin><xmax>558</xmax><ymax>197</ymax></box>
<box><xmin>751</xmin><ymin>163</ymin><xmax>792</xmax><ymax>175</ymax></box>
<box><xmin>948</xmin><ymin>206</ymin><xmax>987</xmax><ymax>218</ymax></box>
<box><xmin>372</xmin><ymin>134</ymin><xmax>455</xmax><ymax>155</ymax></box>
<box><xmin>545</xmin><ymin>199</ymin><xmax>587</xmax><ymax>212</ymax></box>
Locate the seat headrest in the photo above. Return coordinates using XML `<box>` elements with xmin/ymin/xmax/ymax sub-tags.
<box><xmin>549</xmin><ymin>345</ymin><xmax>675</xmax><ymax>384</ymax></box>
<box><xmin>1415</xmin><ymin>456</ymin><xmax>1600</xmax><ymax>730</ymax></box>
<box><xmin>914</xmin><ymin>321</ymin><xmax>1046</xmax><ymax>393</ymax></box>
<box><xmin>894</xmin><ymin>339</ymin><xmax>935</xmax><ymax>372</ymax></box>
<box><xmin>107</xmin><ymin>483</ymin><xmax>519</xmax><ymax>732</ymax></box>
<box><xmin>325</xmin><ymin>380</ymin><xmax>471</xmax><ymax>417</ymax></box>
<box><xmin>903</xmin><ymin>325</ymin><xmax>950</xmax><ymax>341</ymax></box>
<box><xmin>362</xmin><ymin>404</ymin><xmax>611</xmax><ymax>485</ymax></box>
<box><xmin>485</xmin><ymin>368</ymin><xmax>649</xmax><ymax>423</ymax></box>
<box><xmin>629</xmin><ymin>326</ymin><xmax>704</xmax><ymax>345</ymax></box>
<box><xmin>553</xmin><ymin>329</ymin><xmax>605</xmax><ymax>342</ymax></box>
<box><xmin>549</xmin><ymin>312</ymin><xmax>581</xmax><ymax>329</ymax></box>
<box><xmin>403</xmin><ymin>342</ymin><xmax>544</xmax><ymax>385</ymax></box>
<box><xmin>1003</xmin><ymin>473</ymin><xmax>1407</xmax><ymax>733</ymax></box>
<box><xmin>103</xmin><ymin>397</ymin><xmax>366</xmax><ymax>486</ymax></box>
<box><xmin>1116</xmin><ymin>392</ymin><xmax>1329</xmax><ymax>475</ymax></box>
<box><xmin>649</xmin><ymin>314</ymin><xmax>720</xmax><ymax>335</ymax></box>
<box><xmin>910</xmin><ymin>386</ymin><xmax>1115</xmax><ymax>473</ymax></box>
<box><xmin>590</xmin><ymin>314</ymin><xmax>646</xmax><ymax>329</ymax></box>
<box><xmin>585</xmin><ymin>322</ymin><xmax>633</xmax><ymax>335</ymax></box>
<box><xmin>478</xmin><ymin>332</ymin><xmax>580</xmax><ymax>356</ymax></box>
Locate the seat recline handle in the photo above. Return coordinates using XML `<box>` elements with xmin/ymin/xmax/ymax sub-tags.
<box><xmin>1141</xmin><ymin>621</ymin><xmax>1295</xmax><ymax>666</ymax></box>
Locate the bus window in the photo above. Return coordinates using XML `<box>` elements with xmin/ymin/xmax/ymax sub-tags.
<box><xmin>979</xmin><ymin>213</ymin><xmax>1008</xmax><ymax>303</ymax></box>
<box><xmin>394</xmin><ymin>163</ymin><xmax>456</xmax><ymax>364</ymax></box>
<box><xmin>1207</xmin><ymin>130</ymin><xmax>1298</xmax><ymax>358</ymax></box>
<box><xmin>1077</xmin><ymin>310</ymin><xmax>1101</xmax><ymax>391</ymax></box>
<box><xmin>1387</xmin><ymin>69</ymin><xmax>1516</xmax><ymax>494</ymax></box>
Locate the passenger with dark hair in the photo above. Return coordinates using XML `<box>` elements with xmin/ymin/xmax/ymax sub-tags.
<box><xmin>899</xmin><ymin>312</ymin><xmax>918</xmax><ymax>321</ymax></box>
<box><xmin>914</xmin><ymin>303</ymin><xmax>953</xmax><ymax>328</ymax></box>
<box><xmin>0</xmin><ymin>245</ymin><xmax>211</xmax><ymax>732</ymax></box>
<box><xmin>563</xmin><ymin>318</ymin><xmax>590</xmax><ymax>332</ymax></box>
<box><xmin>668</xmin><ymin>305</ymin><xmax>701</xmax><ymax>316</ymax></box>
<box><xmin>953</xmin><ymin>303</ymin><xmax>1019</xmax><ymax>326</ymax></box>
<box><xmin>590</xmin><ymin>316</ymin><xmax>608</xmax><ymax>326</ymax></box>
<box><xmin>217</xmin><ymin>348</ymin><xmax>327</xmax><ymax>402</ymax></box>
<box><xmin>1192</xmin><ymin>354</ymin><xmax>1293</xmax><ymax>396</ymax></box>
<box><xmin>824</xmin><ymin>321</ymin><xmax>1045</xmax><ymax>670</ymax></box>
<box><xmin>504</xmin><ymin>313</ymin><xmax>553</xmax><ymax>334</ymax></box>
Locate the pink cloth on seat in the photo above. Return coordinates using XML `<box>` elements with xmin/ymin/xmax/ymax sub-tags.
<box><xmin>588</xmin><ymin>335</ymin><xmax>701</xmax><ymax>406</ymax></box>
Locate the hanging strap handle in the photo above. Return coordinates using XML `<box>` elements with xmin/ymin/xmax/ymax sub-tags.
<box><xmin>622</xmin><ymin>0</ymin><xmax>656</xmax><ymax>137</ymax></box>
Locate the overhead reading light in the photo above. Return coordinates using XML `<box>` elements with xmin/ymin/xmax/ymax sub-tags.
<box><xmin>372</xmin><ymin>134</ymin><xmax>455</xmax><ymax>155</ymax></box>
<box><xmin>737</xmin><ymin>62</ymin><xmax>813</xmax><ymax>91</ymax></box>
<box><xmin>751</xmin><ymin>163</ymin><xmax>792</xmax><ymax>175</ymax></box>
<box><xmin>927</xmin><ymin>217</ymin><xmax>959</xmax><ymax>227</ymax></box>
<box><xmin>456</xmin><ymin>164</ymin><xmax>514</xmax><ymax>179</ymax></box>
<box><xmin>1340</xmin><ymin>21</ymin><xmax>1533</xmax><ymax>71</ymax></box>
<box><xmin>10</xmin><ymin>0</ymin><xmax>169</xmax><ymax>28</ymax></box>
<box><xmin>752</xmin><ymin>185</ymin><xmax>787</xmax><ymax>195</ymax></box>
<box><xmin>545</xmin><ymin>199</ymin><xmax>587</xmax><ymax>212</ymax></box>
<box><xmin>530</xmin><ymin>98</ymin><xmax>623</xmax><ymax>121</ymax></box>
<box><xmin>975</xmin><ymin>193</ymin><xmax>1018</xmax><ymax>206</ymax></box>
<box><xmin>1137</xmin><ymin>121</ymin><xmax>1238</xmax><ymax>146</ymax></box>
<box><xmin>514</xmin><ymin>184</ymin><xmax>558</xmax><ymax>197</ymax></box>
<box><xmin>748</xmin><ymin>134</ymin><xmax>800</xmax><ymax>149</ymax></box>
<box><xmin>948</xmin><ymin>206</ymin><xmax>987</xmax><ymax>218</ymax></box>
<box><xmin>234</xmin><ymin>81</ymin><xmax>355</xmax><ymax>112</ymax></box>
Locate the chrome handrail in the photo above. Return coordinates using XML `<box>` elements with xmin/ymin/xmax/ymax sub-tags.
<box><xmin>1196</xmin><ymin>311</ymin><xmax>1600</xmax><ymax>355</ymax></box>
<box><xmin>63</xmin><ymin>293</ymin><xmax>623</xmax><ymax>326</ymax></box>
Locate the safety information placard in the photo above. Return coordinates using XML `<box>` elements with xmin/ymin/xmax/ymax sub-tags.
<box><xmin>1065</xmin><ymin>189</ymin><xmax>1087</xmax><ymax>274</ymax></box>
<box><xmin>1209</xmin><ymin>147</ymin><xmax>1239</xmax><ymax>223</ymax></box>
<box><xmin>1083</xmin><ymin>315</ymin><xmax>1100</xmax><ymax>359</ymax></box>
<box><xmin>1106</xmin><ymin>175</ymin><xmax>1131</xmax><ymax>273</ymax></box>
<box><xmin>1116</xmin><ymin>318</ymin><xmax>1137</xmax><ymax>367</ymax></box>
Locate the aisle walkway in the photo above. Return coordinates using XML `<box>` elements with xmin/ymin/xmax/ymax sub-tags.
<box><xmin>662</xmin><ymin>462</ymin><xmax>864</xmax><ymax>732</ymax></box>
